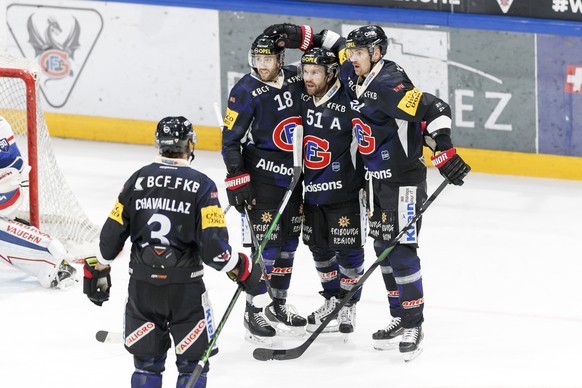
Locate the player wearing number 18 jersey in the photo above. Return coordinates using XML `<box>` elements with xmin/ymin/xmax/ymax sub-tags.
<box><xmin>221</xmin><ymin>34</ymin><xmax>310</xmax><ymax>342</ymax></box>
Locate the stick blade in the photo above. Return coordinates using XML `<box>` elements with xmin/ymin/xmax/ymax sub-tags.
<box><xmin>95</xmin><ymin>330</ymin><xmax>123</xmax><ymax>344</ymax></box>
<box><xmin>253</xmin><ymin>346</ymin><xmax>304</xmax><ymax>361</ymax></box>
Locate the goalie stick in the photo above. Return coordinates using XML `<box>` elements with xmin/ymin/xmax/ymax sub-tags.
<box><xmin>184</xmin><ymin>125</ymin><xmax>304</xmax><ymax>388</ymax></box>
<box><xmin>252</xmin><ymin>178</ymin><xmax>450</xmax><ymax>361</ymax></box>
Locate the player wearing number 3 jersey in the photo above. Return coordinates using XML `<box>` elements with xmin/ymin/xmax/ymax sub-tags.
<box><xmin>94</xmin><ymin>117</ymin><xmax>260</xmax><ymax>388</ymax></box>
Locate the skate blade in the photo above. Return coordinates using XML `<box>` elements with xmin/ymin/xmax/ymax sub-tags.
<box><xmin>342</xmin><ymin>333</ymin><xmax>352</xmax><ymax>343</ymax></box>
<box><xmin>373</xmin><ymin>338</ymin><xmax>401</xmax><ymax>351</ymax></box>
<box><xmin>306</xmin><ymin>321</ymin><xmax>339</xmax><ymax>334</ymax></box>
<box><xmin>244</xmin><ymin>331</ymin><xmax>274</xmax><ymax>347</ymax></box>
<box><xmin>402</xmin><ymin>345</ymin><xmax>423</xmax><ymax>362</ymax></box>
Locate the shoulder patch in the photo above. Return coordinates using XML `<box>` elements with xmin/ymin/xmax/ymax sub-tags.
<box><xmin>224</xmin><ymin>107</ymin><xmax>239</xmax><ymax>130</ymax></box>
<box><xmin>108</xmin><ymin>199</ymin><xmax>124</xmax><ymax>225</ymax></box>
<box><xmin>201</xmin><ymin>205</ymin><xmax>226</xmax><ymax>229</ymax></box>
<box><xmin>397</xmin><ymin>88</ymin><xmax>423</xmax><ymax>116</ymax></box>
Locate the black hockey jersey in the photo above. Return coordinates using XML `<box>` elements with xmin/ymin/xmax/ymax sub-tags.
<box><xmin>222</xmin><ymin>66</ymin><xmax>304</xmax><ymax>188</ymax></box>
<box><xmin>339</xmin><ymin>59</ymin><xmax>452</xmax><ymax>185</ymax></box>
<box><xmin>99</xmin><ymin>157</ymin><xmax>232</xmax><ymax>272</ymax></box>
<box><xmin>301</xmin><ymin>79</ymin><xmax>364</xmax><ymax>205</ymax></box>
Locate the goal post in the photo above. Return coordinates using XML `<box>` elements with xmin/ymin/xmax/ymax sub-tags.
<box><xmin>0</xmin><ymin>53</ymin><xmax>100</xmax><ymax>252</ymax></box>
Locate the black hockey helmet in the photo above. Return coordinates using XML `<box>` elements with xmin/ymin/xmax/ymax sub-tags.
<box><xmin>345</xmin><ymin>25</ymin><xmax>388</xmax><ymax>57</ymax></box>
<box><xmin>301</xmin><ymin>47</ymin><xmax>339</xmax><ymax>77</ymax></box>
<box><xmin>248</xmin><ymin>34</ymin><xmax>285</xmax><ymax>68</ymax></box>
<box><xmin>155</xmin><ymin>116</ymin><xmax>197</xmax><ymax>154</ymax></box>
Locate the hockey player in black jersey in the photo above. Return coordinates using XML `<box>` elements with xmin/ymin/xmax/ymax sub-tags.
<box><xmin>263</xmin><ymin>24</ymin><xmax>470</xmax><ymax>361</ymax></box>
<box><xmin>84</xmin><ymin>117</ymin><xmax>260</xmax><ymax>388</ymax></box>
<box><xmin>299</xmin><ymin>48</ymin><xmax>365</xmax><ymax>336</ymax></box>
<box><xmin>221</xmin><ymin>33</ymin><xmax>314</xmax><ymax>343</ymax></box>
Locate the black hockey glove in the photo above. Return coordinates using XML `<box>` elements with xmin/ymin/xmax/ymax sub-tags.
<box><xmin>431</xmin><ymin>148</ymin><xmax>471</xmax><ymax>186</ymax></box>
<box><xmin>225</xmin><ymin>173</ymin><xmax>256</xmax><ymax>213</ymax></box>
<box><xmin>83</xmin><ymin>257</ymin><xmax>111</xmax><ymax>306</ymax></box>
<box><xmin>227</xmin><ymin>252</ymin><xmax>261</xmax><ymax>291</ymax></box>
<box><xmin>263</xmin><ymin>23</ymin><xmax>314</xmax><ymax>51</ymax></box>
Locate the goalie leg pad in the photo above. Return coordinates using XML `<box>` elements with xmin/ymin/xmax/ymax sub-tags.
<box><xmin>0</xmin><ymin>218</ymin><xmax>67</xmax><ymax>287</ymax></box>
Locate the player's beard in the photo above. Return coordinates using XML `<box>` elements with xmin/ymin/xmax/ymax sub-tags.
<box><xmin>257</xmin><ymin>67</ymin><xmax>279</xmax><ymax>82</ymax></box>
<box><xmin>305</xmin><ymin>81</ymin><xmax>327</xmax><ymax>98</ymax></box>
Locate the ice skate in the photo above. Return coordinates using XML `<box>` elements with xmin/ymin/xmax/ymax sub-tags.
<box><xmin>50</xmin><ymin>261</ymin><xmax>78</xmax><ymax>289</ymax></box>
<box><xmin>372</xmin><ymin>317</ymin><xmax>404</xmax><ymax>350</ymax></box>
<box><xmin>338</xmin><ymin>302</ymin><xmax>356</xmax><ymax>342</ymax></box>
<box><xmin>400</xmin><ymin>326</ymin><xmax>424</xmax><ymax>362</ymax></box>
<box><xmin>244</xmin><ymin>303</ymin><xmax>276</xmax><ymax>346</ymax></box>
<box><xmin>306</xmin><ymin>295</ymin><xmax>340</xmax><ymax>333</ymax></box>
<box><xmin>264</xmin><ymin>298</ymin><xmax>307</xmax><ymax>337</ymax></box>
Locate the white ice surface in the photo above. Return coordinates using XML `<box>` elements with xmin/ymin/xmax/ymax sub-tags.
<box><xmin>1</xmin><ymin>138</ymin><xmax>581</xmax><ymax>388</ymax></box>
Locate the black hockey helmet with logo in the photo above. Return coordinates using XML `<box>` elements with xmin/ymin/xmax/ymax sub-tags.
<box><xmin>248</xmin><ymin>34</ymin><xmax>285</xmax><ymax>68</ymax></box>
<box><xmin>155</xmin><ymin>116</ymin><xmax>197</xmax><ymax>154</ymax></box>
<box><xmin>345</xmin><ymin>25</ymin><xmax>388</xmax><ymax>57</ymax></box>
<box><xmin>301</xmin><ymin>47</ymin><xmax>339</xmax><ymax>77</ymax></box>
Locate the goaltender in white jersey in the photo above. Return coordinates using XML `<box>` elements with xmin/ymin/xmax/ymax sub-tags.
<box><xmin>0</xmin><ymin>116</ymin><xmax>78</xmax><ymax>288</ymax></box>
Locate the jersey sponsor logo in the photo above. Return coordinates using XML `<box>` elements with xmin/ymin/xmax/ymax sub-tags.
<box><xmin>272</xmin><ymin>116</ymin><xmax>302</xmax><ymax>151</ymax></box>
<box><xmin>340</xmin><ymin>277</ymin><xmax>359</xmax><ymax>285</ymax></box>
<box><xmin>402</xmin><ymin>297</ymin><xmax>424</xmax><ymax>309</ymax></box>
<box><xmin>387</xmin><ymin>290</ymin><xmax>400</xmax><ymax>297</ymax></box>
<box><xmin>399</xmin><ymin>186</ymin><xmax>417</xmax><ymax>244</ymax></box>
<box><xmin>256</xmin><ymin>159</ymin><xmax>293</xmax><ymax>176</ymax></box>
<box><xmin>108</xmin><ymin>199</ymin><xmax>124</xmax><ymax>225</ymax></box>
<box><xmin>176</xmin><ymin>319</ymin><xmax>206</xmax><ymax>355</ymax></box>
<box><xmin>325</xmin><ymin>101</ymin><xmax>347</xmax><ymax>112</ymax></box>
<box><xmin>0</xmin><ymin>138</ymin><xmax>10</xmax><ymax>152</ymax></box>
<box><xmin>365</xmin><ymin>169</ymin><xmax>392</xmax><ymax>179</ymax></box>
<box><xmin>251</xmin><ymin>85</ymin><xmax>270</xmax><ymax>97</ymax></box>
<box><xmin>210</xmin><ymin>191</ymin><xmax>219</xmax><ymax>199</ymax></box>
<box><xmin>201</xmin><ymin>205</ymin><xmax>226</xmax><ymax>229</ymax></box>
<box><xmin>397</xmin><ymin>88</ymin><xmax>423</xmax><ymax>116</ymax></box>
<box><xmin>213</xmin><ymin>250</ymin><xmax>231</xmax><ymax>263</ymax></box>
<box><xmin>271</xmin><ymin>266</ymin><xmax>292</xmax><ymax>274</ymax></box>
<box><xmin>304</xmin><ymin>135</ymin><xmax>331</xmax><ymax>169</ymax></box>
<box><xmin>125</xmin><ymin>322</ymin><xmax>155</xmax><ymax>348</ymax></box>
<box><xmin>319</xmin><ymin>270</ymin><xmax>338</xmax><ymax>280</ymax></box>
<box><xmin>352</xmin><ymin>118</ymin><xmax>375</xmax><ymax>155</ymax></box>
<box><xmin>224</xmin><ymin>107</ymin><xmax>239</xmax><ymax>130</ymax></box>
<box><xmin>305</xmin><ymin>180</ymin><xmax>343</xmax><ymax>192</ymax></box>
<box><xmin>350</xmin><ymin>100</ymin><xmax>365</xmax><ymax>112</ymax></box>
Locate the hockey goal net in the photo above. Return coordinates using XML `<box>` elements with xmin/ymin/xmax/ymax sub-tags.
<box><xmin>0</xmin><ymin>54</ymin><xmax>100</xmax><ymax>251</ymax></box>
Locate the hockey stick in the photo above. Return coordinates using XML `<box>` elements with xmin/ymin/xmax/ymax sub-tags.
<box><xmin>184</xmin><ymin>125</ymin><xmax>304</xmax><ymax>388</ymax></box>
<box><xmin>253</xmin><ymin>178</ymin><xmax>450</xmax><ymax>361</ymax></box>
<box><xmin>244</xmin><ymin>207</ymin><xmax>275</xmax><ymax>299</ymax></box>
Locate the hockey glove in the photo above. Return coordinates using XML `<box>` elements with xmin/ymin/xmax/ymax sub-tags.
<box><xmin>227</xmin><ymin>252</ymin><xmax>261</xmax><ymax>291</ymax></box>
<box><xmin>431</xmin><ymin>148</ymin><xmax>471</xmax><ymax>186</ymax></box>
<box><xmin>263</xmin><ymin>23</ymin><xmax>314</xmax><ymax>51</ymax></box>
<box><xmin>225</xmin><ymin>173</ymin><xmax>256</xmax><ymax>213</ymax></box>
<box><xmin>83</xmin><ymin>257</ymin><xmax>111</xmax><ymax>306</ymax></box>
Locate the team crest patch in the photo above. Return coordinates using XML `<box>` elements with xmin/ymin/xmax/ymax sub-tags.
<box><xmin>261</xmin><ymin>212</ymin><xmax>273</xmax><ymax>223</ymax></box>
<box><xmin>338</xmin><ymin>216</ymin><xmax>350</xmax><ymax>227</ymax></box>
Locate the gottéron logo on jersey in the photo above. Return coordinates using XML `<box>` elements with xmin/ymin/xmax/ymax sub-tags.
<box><xmin>6</xmin><ymin>4</ymin><xmax>103</xmax><ymax>108</ymax></box>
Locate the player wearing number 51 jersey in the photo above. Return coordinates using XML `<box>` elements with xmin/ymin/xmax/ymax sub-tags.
<box><xmin>299</xmin><ymin>48</ymin><xmax>366</xmax><ymax>336</ymax></box>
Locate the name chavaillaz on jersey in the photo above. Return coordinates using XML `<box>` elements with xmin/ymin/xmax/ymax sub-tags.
<box><xmin>135</xmin><ymin>175</ymin><xmax>200</xmax><ymax>193</ymax></box>
<box><xmin>255</xmin><ymin>158</ymin><xmax>294</xmax><ymax>176</ymax></box>
<box><xmin>135</xmin><ymin>197</ymin><xmax>192</xmax><ymax>214</ymax></box>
